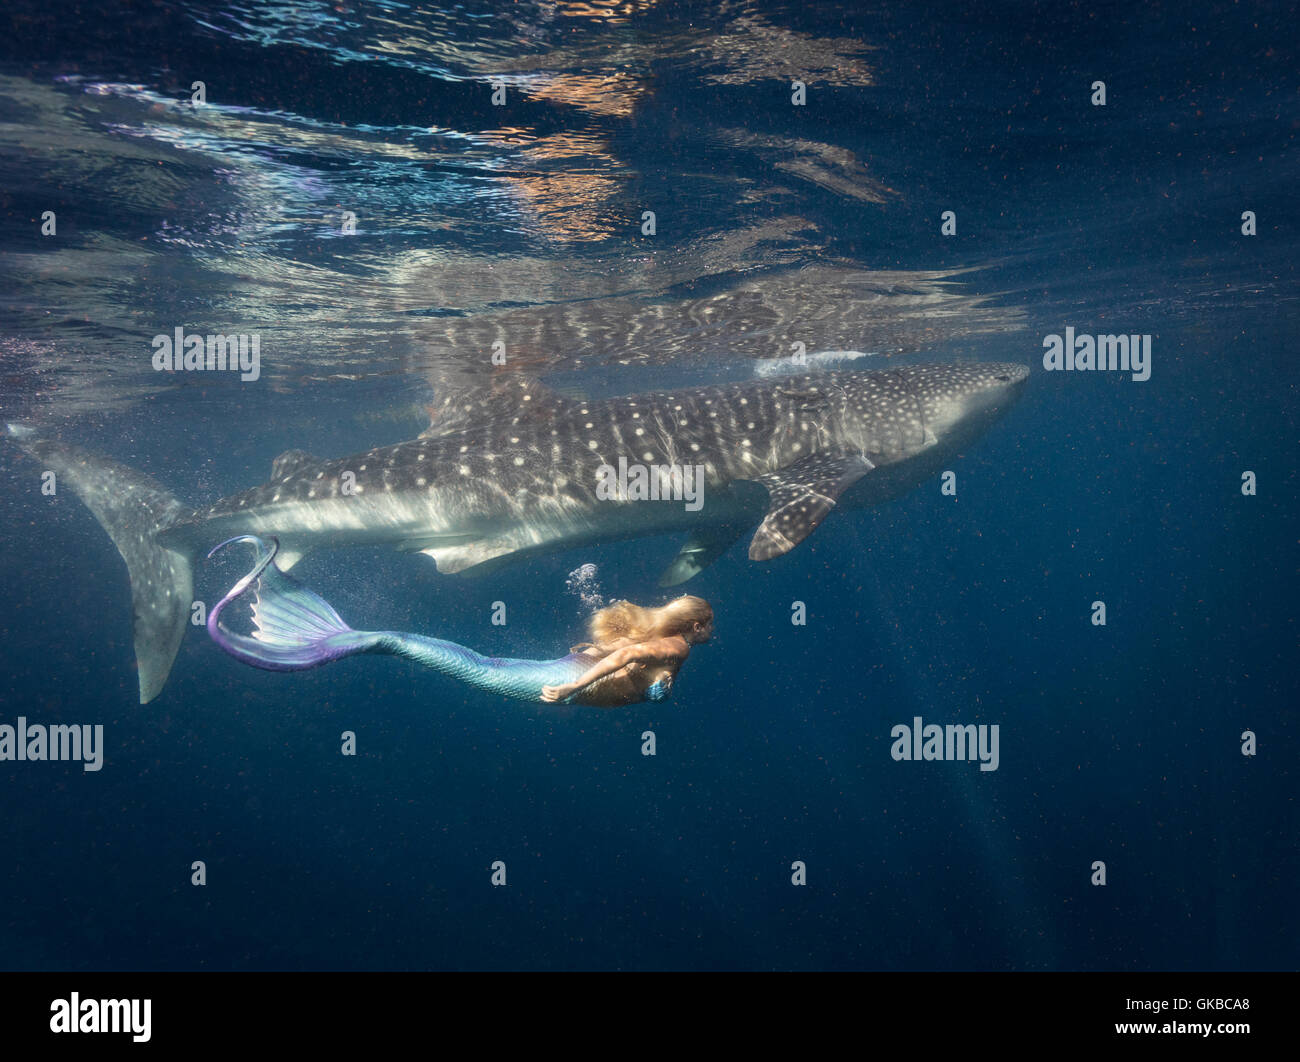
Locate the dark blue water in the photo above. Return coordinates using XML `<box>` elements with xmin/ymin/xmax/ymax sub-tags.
<box><xmin>0</xmin><ymin>0</ymin><xmax>1294</xmax><ymax>970</ymax></box>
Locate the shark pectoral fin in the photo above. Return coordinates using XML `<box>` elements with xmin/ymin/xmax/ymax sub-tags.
<box><xmin>749</xmin><ymin>453</ymin><xmax>875</xmax><ymax>561</ymax></box>
<box><xmin>658</xmin><ymin>524</ymin><xmax>748</xmax><ymax>587</ymax></box>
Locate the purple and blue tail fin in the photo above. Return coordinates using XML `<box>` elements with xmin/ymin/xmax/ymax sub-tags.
<box><xmin>206</xmin><ymin>536</ymin><xmax>374</xmax><ymax>671</ymax></box>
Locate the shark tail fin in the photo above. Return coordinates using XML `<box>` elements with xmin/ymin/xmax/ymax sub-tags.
<box><xmin>206</xmin><ymin>536</ymin><xmax>375</xmax><ymax>671</ymax></box>
<box><xmin>8</xmin><ymin>425</ymin><xmax>197</xmax><ymax>703</ymax></box>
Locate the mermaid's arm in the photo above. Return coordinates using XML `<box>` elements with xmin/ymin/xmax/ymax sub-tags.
<box><xmin>540</xmin><ymin>638</ymin><xmax>683</xmax><ymax>702</ymax></box>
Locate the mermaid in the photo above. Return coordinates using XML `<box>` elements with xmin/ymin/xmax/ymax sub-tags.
<box><xmin>205</xmin><ymin>536</ymin><xmax>713</xmax><ymax>707</ymax></box>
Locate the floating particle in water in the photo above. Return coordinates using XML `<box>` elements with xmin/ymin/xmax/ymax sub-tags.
<box><xmin>565</xmin><ymin>563</ymin><xmax>605</xmax><ymax>612</ymax></box>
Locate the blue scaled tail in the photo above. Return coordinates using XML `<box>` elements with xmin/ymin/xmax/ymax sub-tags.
<box><xmin>205</xmin><ymin>536</ymin><xmax>589</xmax><ymax>700</ymax></box>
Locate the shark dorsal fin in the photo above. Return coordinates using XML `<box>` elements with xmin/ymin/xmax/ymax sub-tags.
<box><xmin>749</xmin><ymin>452</ymin><xmax>875</xmax><ymax>561</ymax></box>
<box><xmin>421</xmin><ymin>376</ymin><xmax>574</xmax><ymax>439</ymax></box>
<box><xmin>270</xmin><ymin>449</ymin><xmax>319</xmax><ymax>479</ymax></box>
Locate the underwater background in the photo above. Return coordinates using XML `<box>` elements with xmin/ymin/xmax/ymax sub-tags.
<box><xmin>0</xmin><ymin>0</ymin><xmax>1294</xmax><ymax>970</ymax></box>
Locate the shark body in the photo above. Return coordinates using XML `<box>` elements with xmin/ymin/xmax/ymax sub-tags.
<box><xmin>14</xmin><ymin>362</ymin><xmax>1028</xmax><ymax>702</ymax></box>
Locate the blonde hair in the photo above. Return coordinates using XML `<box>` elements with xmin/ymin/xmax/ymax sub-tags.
<box><xmin>574</xmin><ymin>596</ymin><xmax>713</xmax><ymax>652</ymax></box>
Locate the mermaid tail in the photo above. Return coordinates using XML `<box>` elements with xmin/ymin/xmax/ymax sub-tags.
<box><xmin>206</xmin><ymin>536</ymin><xmax>375</xmax><ymax>670</ymax></box>
<box><xmin>205</xmin><ymin>536</ymin><xmax>587</xmax><ymax>700</ymax></box>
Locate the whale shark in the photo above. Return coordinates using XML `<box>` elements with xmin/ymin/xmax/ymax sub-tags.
<box><xmin>10</xmin><ymin>361</ymin><xmax>1028</xmax><ymax>702</ymax></box>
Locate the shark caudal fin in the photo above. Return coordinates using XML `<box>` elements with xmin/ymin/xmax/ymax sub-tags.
<box><xmin>206</xmin><ymin>536</ymin><xmax>373</xmax><ymax>671</ymax></box>
<box><xmin>8</xmin><ymin>426</ymin><xmax>197</xmax><ymax>703</ymax></box>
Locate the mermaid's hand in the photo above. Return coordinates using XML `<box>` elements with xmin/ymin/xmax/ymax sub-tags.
<box><xmin>541</xmin><ymin>683</ymin><xmax>576</xmax><ymax>703</ymax></box>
